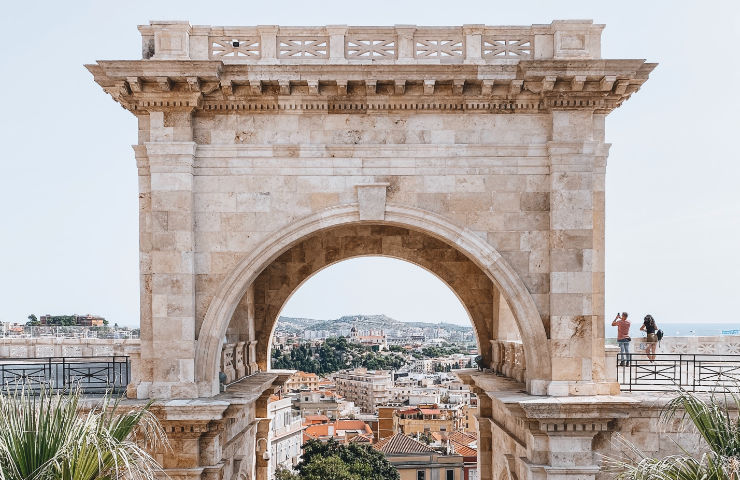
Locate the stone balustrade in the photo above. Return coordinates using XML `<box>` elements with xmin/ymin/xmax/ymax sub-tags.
<box><xmin>138</xmin><ymin>20</ymin><xmax>603</xmax><ymax>64</ymax></box>
<box><xmin>608</xmin><ymin>334</ymin><xmax>740</xmax><ymax>355</ymax></box>
<box><xmin>490</xmin><ymin>340</ymin><xmax>526</xmax><ymax>382</ymax></box>
<box><xmin>220</xmin><ymin>341</ymin><xmax>257</xmax><ymax>384</ymax></box>
<box><xmin>0</xmin><ymin>337</ymin><xmax>139</xmax><ymax>358</ymax></box>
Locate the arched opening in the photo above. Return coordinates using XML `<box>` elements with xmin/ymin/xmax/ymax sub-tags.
<box><xmin>257</xmin><ymin>255</ymin><xmax>506</xmax><ymax>478</ymax></box>
<box><xmin>195</xmin><ymin>204</ymin><xmax>551</xmax><ymax>397</ymax></box>
<box><xmin>266</xmin><ymin>255</ymin><xmax>489</xmax><ymax>369</ymax></box>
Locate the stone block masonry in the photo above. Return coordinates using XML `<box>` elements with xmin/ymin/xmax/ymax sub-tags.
<box><xmin>87</xmin><ymin>19</ymin><xmax>655</xmax><ymax>480</ymax></box>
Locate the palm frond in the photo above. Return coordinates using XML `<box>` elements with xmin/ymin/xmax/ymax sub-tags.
<box><xmin>0</xmin><ymin>385</ymin><xmax>167</xmax><ymax>480</ymax></box>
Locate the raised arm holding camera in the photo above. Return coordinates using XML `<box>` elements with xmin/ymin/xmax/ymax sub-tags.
<box><xmin>612</xmin><ymin>312</ymin><xmax>631</xmax><ymax>366</ymax></box>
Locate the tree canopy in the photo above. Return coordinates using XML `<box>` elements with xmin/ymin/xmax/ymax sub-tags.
<box><xmin>292</xmin><ymin>439</ymin><xmax>399</xmax><ymax>480</ymax></box>
<box><xmin>271</xmin><ymin>337</ymin><xmax>407</xmax><ymax>375</ymax></box>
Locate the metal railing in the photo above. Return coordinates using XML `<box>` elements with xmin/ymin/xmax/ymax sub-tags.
<box><xmin>618</xmin><ymin>353</ymin><xmax>740</xmax><ymax>392</ymax></box>
<box><xmin>0</xmin><ymin>356</ymin><xmax>130</xmax><ymax>394</ymax></box>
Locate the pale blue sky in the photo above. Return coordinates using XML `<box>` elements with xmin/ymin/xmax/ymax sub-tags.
<box><xmin>1</xmin><ymin>1</ymin><xmax>738</xmax><ymax>327</ymax></box>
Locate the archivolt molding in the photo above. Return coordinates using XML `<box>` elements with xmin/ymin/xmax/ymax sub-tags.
<box><xmin>194</xmin><ymin>203</ymin><xmax>551</xmax><ymax>397</ymax></box>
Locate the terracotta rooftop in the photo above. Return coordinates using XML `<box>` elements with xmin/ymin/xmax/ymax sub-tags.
<box><xmin>449</xmin><ymin>431</ymin><xmax>477</xmax><ymax>446</ymax></box>
<box><xmin>375</xmin><ymin>433</ymin><xmax>437</xmax><ymax>455</ymax></box>
<box><xmin>304</xmin><ymin>415</ymin><xmax>329</xmax><ymax>424</ymax></box>
<box><xmin>304</xmin><ymin>420</ymin><xmax>373</xmax><ymax>440</ymax></box>
<box><xmin>451</xmin><ymin>440</ymin><xmax>477</xmax><ymax>458</ymax></box>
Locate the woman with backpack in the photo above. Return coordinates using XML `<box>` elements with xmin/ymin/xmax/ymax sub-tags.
<box><xmin>640</xmin><ymin>314</ymin><xmax>659</xmax><ymax>362</ymax></box>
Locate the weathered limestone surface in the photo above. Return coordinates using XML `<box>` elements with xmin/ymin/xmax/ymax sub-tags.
<box><xmin>87</xmin><ymin>19</ymin><xmax>655</xmax><ymax>479</ymax></box>
<box><xmin>459</xmin><ymin>371</ymin><xmax>705</xmax><ymax>480</ymax></box>
<box><xmin>0</xmin><ymin>337</ymin><xmax>139</xmax><ymax>358</ymax></box>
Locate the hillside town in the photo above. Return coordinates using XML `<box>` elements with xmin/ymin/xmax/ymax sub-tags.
<box><xmin>262</xmin><ymin>316</ymin><xmax>480</xmax><ymax>480</ymax></box>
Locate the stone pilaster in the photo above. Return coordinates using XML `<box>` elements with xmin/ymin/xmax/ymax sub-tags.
<box><xmin>476</xmin><ymin>392</ymin><xmax>494</xmax><ymax>480</ymax></box>
<box><xmin>145</xmin><ymin>139</ymin><xmax>197</xmax><ymax>399</ymax></box>
<box><xmin>546</xmin><ymin>110</ymin><xmax>616</xmax><ymax>396</ymax></box>
<box><xmin>255</xmin><ymin>417</ymin><xmax>272</xmax><ymax>480</ymax></box>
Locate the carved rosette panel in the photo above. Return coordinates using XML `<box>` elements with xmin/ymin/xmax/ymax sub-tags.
<box><xmin>35</xmin><ymin>345</ymin><xmax>55</xmax><ymax>357</ymax></box>
<box><xmin>9</xmin><ymin>346</ymin><xmax>27</xmax><ymax>358</ymax></box>
<box><xmin>278</xmin><ymin>37</ymin><xmax>329</xmax><ymax>58</ymax></box>
<box><xmin>482</xmin><ymin>37</ymin><xmax>532</xmax><ymax>58</ymax></box>
<box><xmin>415</xmin><ymin>37</ymin><xmax>464</xmax><ymax>57</ymax></box>
<box><xmin>62</xmin><ymin>346</ymin><xmax>82</xmax><ymax>357</ymax></box>
<box><xmin>210</xmin><ymin>37</ymin><xmax>261</xmax><ymax>58</ymax></box>
<box><xmin>94</xmin><ymin>346</ymin><xmax>114</xmax><ymax>356</ymax></box>
<box><xmin>345</xmin><ymin>37</ymin><xmax>396</xmax><ymax>58</ymax></box>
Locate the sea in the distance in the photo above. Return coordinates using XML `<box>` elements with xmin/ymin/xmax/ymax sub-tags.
<box><xmin>605</xmin><ymin>322</ymin><xmax>740</xmax><ymax>337</ymax></box>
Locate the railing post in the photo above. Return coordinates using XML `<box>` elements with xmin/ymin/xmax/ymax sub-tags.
<box><xmin>395</xmin><ymin>25</ymin><xmax>416</xmax><ymax>63</ymax></box>
<box><xmin>327</xmin><ymin>25</ymin><xmax>348</xmax><ymax>64</ymax></box>
<box><xmin>462</xmin><ymin>24</ymin><xmax>484</xmax><ymax>64</ymax></box>
<box><xmin>257</xmin><ymin>25</ymin><xmax>279</xmax><ymax>64</ymax></box>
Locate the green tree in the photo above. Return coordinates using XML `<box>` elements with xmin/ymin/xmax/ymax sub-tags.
<box><xmin>607</xmin><ymin>388</ymin><xmax>740</xmax><ymax>479</ymax></box>
<box><xmin>271</xmin><ymin>337</ymin><xmax>408</xmax><ymax>375</ymax></box>
<box><xmin>297</xmin><ymin>439</ymin><xmax>399</xmax><ymax>480</ymax></box>
<box><xmin>0</xmin><ymin>386</ymin><xmax>166</xmax><ymax>480</ymax></box>
<box><xmin>301</xmin><ymin>455</ymin><xmax>364</xmax><ymax>480</ymax></box>
<box><xmin>274</xmin><ymin>465</ymin><xmax>299</xmax><ymax>480</ymax></box>
<box><xmin>26</xmin><ymin>314</ymin><xmax>39</xmax><ymax>326</ymax></box>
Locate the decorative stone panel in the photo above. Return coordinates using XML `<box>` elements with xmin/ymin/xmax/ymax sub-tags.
<box><xmin>94</xmin><ymin>345</ymin><xmax>115</xmax><ymax>356</ymax></box>
<box><xmin>35</xmin><ymin>345</ymin><xmax>55</xmax><ymax>357</ymax></box>
<box><xmin>9</xmin><ymin>346</ymin><xmax>28</xmax><ymax>358</ymax></box>
<box><xmin>62</xmin><ymin>346</ymin><xmax>82</xmax><ymax>357</ymax></box>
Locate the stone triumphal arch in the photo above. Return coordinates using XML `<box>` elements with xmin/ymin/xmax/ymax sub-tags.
<box><xmin>89</xmin><ymin>20</ymin><xmax>655</xmax><ymax>480</ymax></box>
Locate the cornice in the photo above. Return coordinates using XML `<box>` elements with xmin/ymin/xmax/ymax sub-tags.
<box><xmin>87</xmin><ymin>60</ymin><xmax>655</xmax><ymax>115</ymax></box>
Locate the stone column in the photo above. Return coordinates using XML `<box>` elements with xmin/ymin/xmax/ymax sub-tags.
<box><xmin>546</xmin><ymin>110</ymin><xmax>616</xmax><ymax>396</ymax></box>
<box><xmin>255</xmin><ymin>417</ymin><xmax>272</xmax><ymax>480</ymax></box>
<box><xmin>133</xmin><ymin>144</ymin><xmax>153</xmax><ymax>398</ymax></box>
<box><xmin>143</xmin><ymin>107</ymin><xmax>197</xmax><ymax>398</ymax></box>
<box><xmin>476</xmin><ymin>393</ymin><xmax>494</xmax><ymax>480</ymax></box>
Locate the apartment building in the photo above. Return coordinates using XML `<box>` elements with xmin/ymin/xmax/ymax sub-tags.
<box><xmin>294</xmin><ymin>390</ymin><xmax>359</xmax><ymax>420</ymax></box>
<box><xmin>390</xmin><ymin>404</ymin><xmax>466</xmax><ymax>436</ymax></box>
<box><xmin>303</xmin><ymin>419</ymin><xmax>374</xmax><ymax>443</ymax></box>
<box><xmin>267</xmin><ymin>396</ymin><xmax>303</xmax><ymax>478</ymax></box>
<box><xmin>332</xmin><ymin>368</ymin><xmax>393</xmax><ymax>414</ymax></box>
<box><xmin>284</xmin><ymin>371</ymin><xmax>320</xmax><ymax>392</ymax></box>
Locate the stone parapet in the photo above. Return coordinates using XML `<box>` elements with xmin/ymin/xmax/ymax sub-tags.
<box><xmin>137</xmin><ymin>21</ymin><xmax>604</xmax><ymax>64</ymax></box>
<box><xmin>490</xmin><ymin>339</ymin><xmax>527</xmax><ymax>383</ymax></box>
<box><xmin>0</xmin><ymin>337</ymin><xmax>140</xmax><ymax>358</ymax></box>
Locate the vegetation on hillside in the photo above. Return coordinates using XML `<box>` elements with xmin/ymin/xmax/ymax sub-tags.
<box><xmin>414</xmin><ymin>345</ymin><xmax>463</xmax><ymax>359</ymax></box>
<box><xmin>607</xmin><ymin>388</ymin><xmax>740</xmax><ymax>479</ymax></box>
<box><xmin>271</xmin><ymin>337</ymin><xmax>407</xmax><ymax>374</ymax></box>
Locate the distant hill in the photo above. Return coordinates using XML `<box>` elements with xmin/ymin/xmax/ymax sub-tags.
<box><xmin>276</xmin><ymin>314</ymin><xmax>473</xmax><ymax>333</ymax></box>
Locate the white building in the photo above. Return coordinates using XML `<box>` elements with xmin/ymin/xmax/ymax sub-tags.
<box><xmin>268</xmin><ymin>396</ymin><xmax>303</xmax><ymax>477</ymax></box>
<box><xmin>333</xmin><ymin>368</ymin><xmax>393</xmax><ymax>414</ymax></box>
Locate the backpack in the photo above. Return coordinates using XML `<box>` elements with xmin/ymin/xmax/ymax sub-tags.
<box><xmin>656</xmin><ymin>329</ymin><xmax>664</xmax><ymax>341</ymax></box>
